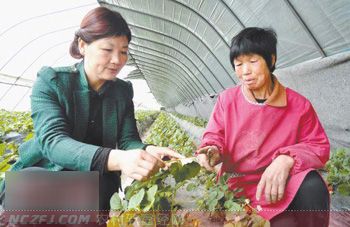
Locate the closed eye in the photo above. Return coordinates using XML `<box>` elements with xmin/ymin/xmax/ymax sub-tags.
<box><xmin>102</xmin><ymin>48</ymin><xmax>112</xmax><ymax>52</ymax></box>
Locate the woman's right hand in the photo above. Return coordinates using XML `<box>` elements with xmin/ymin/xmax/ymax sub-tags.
<box><xmin>195</xmin><ymin>145</ymin><xmax>222</xmax><ymax>171</ymax></box>
<box><xmin>107</xmin><ymin>149</ymin><xmax>165</xmax><ymax>181</ymax></box>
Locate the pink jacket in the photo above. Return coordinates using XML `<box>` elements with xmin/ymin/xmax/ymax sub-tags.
<box><xmin>200</xmin><ymin>79</ymin><xmax>330</xmax><ymax>220</ymax></box>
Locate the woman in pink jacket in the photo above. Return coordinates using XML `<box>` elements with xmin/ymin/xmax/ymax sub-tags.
<box><xmin>197</xmin><ymin>27</ymin><xmax>330</xmax><ymax>226</ymax></box>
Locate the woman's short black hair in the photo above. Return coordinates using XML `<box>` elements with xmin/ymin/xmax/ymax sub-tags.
<box><xmin>229</xmin><ymin>27</ymin><xmax>277</xmax><ymax>72</ymax></box>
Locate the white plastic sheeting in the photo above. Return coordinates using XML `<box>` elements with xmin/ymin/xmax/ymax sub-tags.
<box><xmin>99</xmin><ymin>0</ymin><xmax>350</xmax><ymax>148</ymax></box>
<box><xmin>0</xmin><ymin>1</ymin><xmax>160</xmax><ymax>110</ymax></box>
<box><xmin>0</xmin><ymin>0</ymin><xmax>349</xmax><ymax>147</ymax></box>
<box><xmin>100</xmin><ymin>0</ymin><xmax>350</xmax><ymax>108</ymax></box>
<box><xmin>0</xmin><ymin>1</ymin><xmax>98</xmax><ymax>110</ymax></box>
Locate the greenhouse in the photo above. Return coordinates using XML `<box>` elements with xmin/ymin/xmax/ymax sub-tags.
<box><xmin>0</xmin><ymin>0</ymin><xmax>349</xmax><ymax>226</ymax></box>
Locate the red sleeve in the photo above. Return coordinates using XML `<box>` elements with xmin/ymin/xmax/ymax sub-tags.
<box><xmin>199</xmin><ymin>95</ymin><xmax>226</xmax><ymax>154</ymax></box>
<box><xmin>272</xmin><ymin>101</ymin><xmax>330</xmax><ymax>175</ymax></box>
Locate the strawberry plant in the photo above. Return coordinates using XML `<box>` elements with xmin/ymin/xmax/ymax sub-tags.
<box><xmin>0</xmin><ymin>109</ymin><xmax>156</xmax><ymax>181</ymax></box>
<box><xmin>326</xmin><ymin>148</ymin><xmax>350</xmax><ymax>196</ymax></box>
<box><xmin>0</xmin><ymin>110</ymin><xmax>34</xmax><ymax>181</ymax></box>
<box><xmin>135</xmin><ymin>110</ymin><xmax>159</xmax><ymax>123</ymax></box>
<box><xmin>0</xmin><ymin>110</ymin><xmax>33</xmax><ymax>138</ymax></box>
<box><xmin>135</xmin><ymin>110</ymin><xmax>159</xmax><ymax>137</ymax></box>
<box><xmin>109</xmin><ymin>160</ymin><xmax>201</xmax><ymax>226</ymax></box>
<box><xmin>188</xmin><ymin>172</ymin><xmax>269</xmax><ymax>226</ymax></box>
<box><xmin>192</xmin><ymin>172</ymin><xmax>244</xmax><ymax>212</ymax></box>
<box><xmin>109</xmin><ymin>112</ymin><xmax>270</xmax><ymax>226</ymax></box>
<box><xmin>108</xmin><ymin>112</ymin><xmax>201</xmax><ymax>226</ymax></box>
<box><xmin>170</xmin><ymin>112</ymin><xmax>208</xmax><ymax>128</ymax></box>
<box><xmin>145</xmin><ymin>112</ymin><xmax>196</xmax><ymax>157</ymax></box>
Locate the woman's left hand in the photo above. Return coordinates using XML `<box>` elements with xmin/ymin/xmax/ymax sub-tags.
<box><xmin>256</xmin><ymin>155</ymin><xmax>294</xmax><ymax>204</ymax></box>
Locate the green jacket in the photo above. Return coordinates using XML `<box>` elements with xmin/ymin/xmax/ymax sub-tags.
<box><xmin>11</xmin><ymin>61</ymin><xmax>145</xmax><ymax>172</ymax></box>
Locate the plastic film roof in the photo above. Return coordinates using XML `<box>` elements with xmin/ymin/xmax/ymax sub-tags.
<box><xmin>99</xmin><ymin>0</ymin><xmax>350</xmax><ymax>108</ymax></box>
<box><xmin>0</xmin><ymin>0</ymin><xmax>349</xmax><ymax>110</ymax></box>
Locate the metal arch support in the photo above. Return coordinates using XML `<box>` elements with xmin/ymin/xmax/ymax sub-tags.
<box><xmin>0</xmin><ymin>72</ymin><xmax>34</xmax><ymax>84</ymax></box>
<box><xmin>129</xmin><ymin>44</ymin><xmax>205</xmax><ymax>96</ymax></box>
<box><xmin>129</xmin><ymin>78</ymin><xmax>178</xmax><ymax>103</ymax></box>
<box><xmin>127</xmin><ymin>71</ymin><xmax>181</xmax><ymax>105</ymax></box>
<box><xmin>131</xmin><ymin>61</ymin><xmax>195</xmax><ymax>101</ymax></box>
<box><xmin>0</xmin><ymin>25</ymin><xmax>77</xmax><ymax>102</ymax></box>
<box><xmin>219</xmin><ymin>0</ymin><xmax>245</xmax><ymax>28</ymax></box>
<box><xmin>130</xmin><ymin>41</ymin><xmax>211</xmax><ymax>95</ymax></box>
<box><xmin>23</xmin><ymin>41</ymin><xmax>70</xmax><ymax>77</ymax></box>
<box><xmin>50</xmin><ymin>52</ymin><xmax>69</xmax><ymax>66</ymax></box>
<box><xmin>130</xmin><ymin>25</ymin><xmax>229</xmax><ymax>89</ymax></box>
<box><xmin>128</xmin><ymin>52</ymin><xmax>149</xmax><ymax>92</ymax></box>
<box><xmin>132</xmin><ymin>34</ymin><xmax>221</xmax><ymax>91</ymax></box>
<box><xmin>134</xmin><ymin>61</ymin><xmax>197</xmax><ymax>101</ymax></box>
<box><xmin>0</xmin><ymin>3</ymin><xmax>95</xmax><ymax>37</ymax></box>
<box><xmin>12</xmin><ymin>87</ymin><xmax>31</xmax><ymax>111</ymax></box>
<box><xmin>129</xmin><ymin>46</ymin><xmax>203</xmax><ymax>97</ymax></box>
<box><xmin>100</xmin><ymin>1</ymin><xmax>236</xmax><ymax>84</ymax></box>
<box><xmin>145</xmin><ymin>74</ymin><xmax>196</xmax><ymax>105</ymax></box>
<box><xmin>142</xmin><ymin>76</ymin><xmax>183</xmax><ymax>105</ymax></box>
<box><xmin>130</xmin><ymin>53</ymin><xmax>200</xmax><ymax>99</ymax></box>
<box><xmin>143</xmin><ymin>75</ymin><xmax>185</xmax><ymax>104</ymax></box>
<box><xmin>136</xmin><ymin>65</ymin><xmax>193</xmax><ymax>104</ymax></box>
<box><xmin>168</xmin><ymin>0</ymin><xmax>229</xmax><ymax>47</ymax></box>
<box><xmin>141</xmin><ymin>72</ymin><xmax>190</xmax><ymax>103</ymax></box>
<box><xmin>126</xmin><ymin>72</ymin><xmax>145</xmax><ymax>79</ymax></box>
<box><xmin>0</xmin><ymin>25</ymin><xmax>77</xmax><ymax>72</ymax></box>
<box><xmin>0</xmin><ymin>81</ymin><xmax>31</xmax><ymax>88</ymax></box>
<box><xmin>283</xmin><ymin>0</ymin><xmax>326</xmax><ymax>57</ymax></box>
<box><xmin>128</xmin><ymin>61</ymin><xmax>194</xmax><ymax>101</ymax></box>
<box><xmin>0</xmin><ymin>40</ymin><xmax>70</xmax><ymax>102</ymax></box>
<box><xmin>128</xmin><ymin>69</ymin><xmax>190</xmax><ymax>103</ymax></box>
<box><xmin>131</xmin><ymin>57</ymin><xmax>200</xmax><ymax>102</ymax></box>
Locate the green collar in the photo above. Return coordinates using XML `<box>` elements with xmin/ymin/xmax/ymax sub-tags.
<box><xmin>76</xmin><ymin>61</ymin><xmax>89</xmax><ymax>90</ymax></box>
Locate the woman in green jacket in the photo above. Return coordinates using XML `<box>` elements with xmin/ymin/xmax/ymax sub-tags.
<box><xmin>3</xmin><ymin>7</ymin><xmax>181</xmax><ymax>211</ymax></box>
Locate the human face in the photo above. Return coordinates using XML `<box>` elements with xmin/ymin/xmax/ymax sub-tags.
<box><xmin>233</xmin><ymin>54</ymin><xmax>274</xmax><ymax>92</ymax></box>
<box><xmin>79</xmin><ymin>36</ymin><xmax>129</xmax><ymax>85</ymax></box>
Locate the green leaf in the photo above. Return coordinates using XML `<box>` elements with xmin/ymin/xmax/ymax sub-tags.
<box><xmin>217</xmin><ymin>190</ymin><xmax>224</xmax><ymax>200</ymax></box>
<box><xmin>24</xmin><ymin>132</ymin><xmax>34</xmax><ymax>141</ymax></box>
<box><xmin>338</xmin><ymin>184</ymin><xmax>350</xmax><ymax>196</ymax></box>
<box><xmin>0</xmin><ymin>143</ymin><xmax>5</xmax><ymax>156</ymax></box>
<box><xmin>172</xmin><ymin>162</ymin><xmax>201</xmax><ymax>183</ymax></box>
<box><xmin>122</xmin><ymin>200</ymin><xmax>128</xmax><ymax>209</ymax></box>
<box><xmin>128</xmin><ymin>188</ymin><xmax>145</xmax><ymax>210</ymax></box>
<box><xmin>225</xmin><ymin>192</ymin><xmax>234</xmax><ymax>201</ymax></box>
<box><xmin>222</xmin><ymin>184</ymin><xmax>228</xmax><ymax>191</ymax></box>
<box><xmin>224</xmin><ymin>200</ymin><xmax>242</xmax><ymax>211</ymax></box>
<box><xmin>0</xmin><ymin>156</ymin><xmax>12</xmax><ymax>171</ymax></box>
<box><xmin>208</xmin><ymin>191</ymin><xmax>218</xmax><ymax>201</ymax></box>
<box><xmin>219</xmin><ymin>174</ymin><xmax>228</xmax><ymax>185</ymax></box>
<box><xmin>186</xmin><ymin>182</ymin><xmax>197</xmax><ymax>191</ymax></box>
<box><xmin>326</xmin><ymin>148</ymin><xmax>350</xmax><ymax>195</ymax></box>
<box><xmin>208</xmin><ymin>198</ymin><xmax>218</xmax><ymax>211</ymax></box>
<box><xmin>147</xmin><ymin>185</ymin><xmax>158</xmax><ymax>201</ymax></box>
<box><xmin>110</xmin><ymin>192</ymin><xmax>123</xmax><ymax>210</ymax></box>
<box><xmin>169</xmin><ymin>162</ymin><xmax>182</xmax><ymax>176</ymax></box>
<box><xmin>143</xmin><ymin>185</ymin><xmax>158</xmax><ymax>211</ymax></box>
